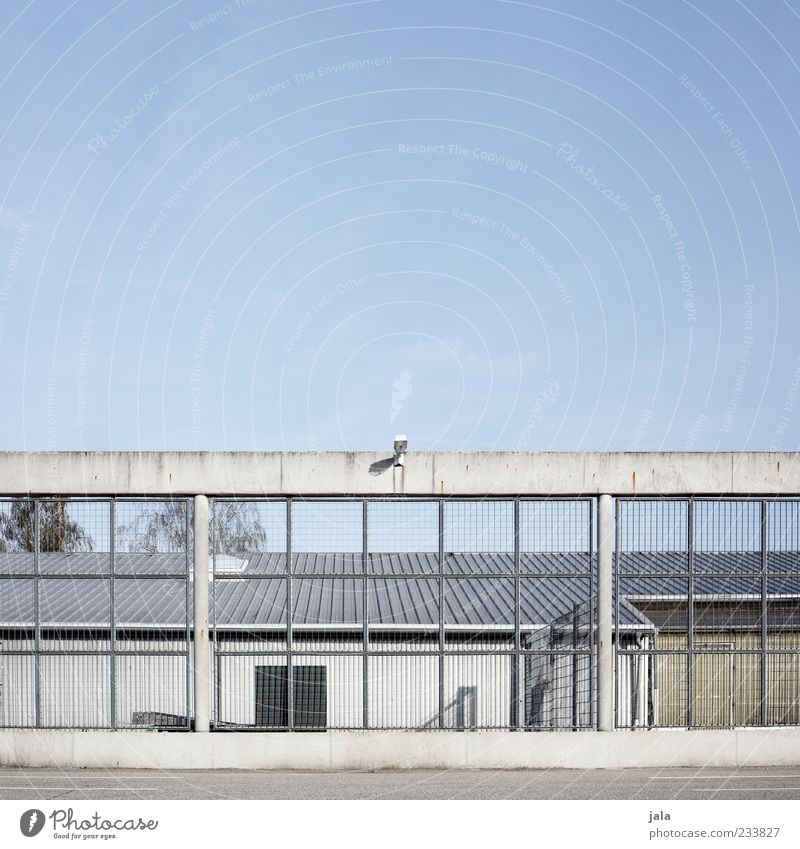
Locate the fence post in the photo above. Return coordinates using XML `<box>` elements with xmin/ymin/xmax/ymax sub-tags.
<box><xmin>193</xmin><ymin>494</ymin><xmax>211</xmax><ymax>732</ymax></box>
<box><xmin>597</xmin><ymin>493</ymin><xmax>614</xmax><ymax>731</ymax></box>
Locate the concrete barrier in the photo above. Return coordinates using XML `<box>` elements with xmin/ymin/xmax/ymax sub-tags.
<box><xmin>1</xmin><ymin>729</ymin><xmax>799</xmax><ymax>770</ymax></box>
<box><xmin>2</xmin><ymin>450</ymin><xmax>799</xmax><ymax>496</ymax></box>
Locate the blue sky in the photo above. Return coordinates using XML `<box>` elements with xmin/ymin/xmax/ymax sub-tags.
<box><xmin>0</xmin><ymin>0</ymin><xmax>798</xmax><ymax>452</ymax></box>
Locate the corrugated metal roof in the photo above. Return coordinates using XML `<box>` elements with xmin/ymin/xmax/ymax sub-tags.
<box><xmin>621</xmin><ymin>574</ymin><xmax>800</xmax><ymax>597</ymax></box>
<box><xmin>4</xmin><ymin>550</ymin><xmax>794</xmax><ymax>575</ymax></box>
<box><xmin>230</xmin><ymin>552</ymin><xmax>592</xmax><ymax>575</ymax></box>
<box><xmin>0</xmin><ymin>551</ymin><xmax>188</xmax><ymax>574</ymax></box>
<box><xmin>215</xmin><ymin>579</ymin><xmax>287</xmax><ymax>626</ymax></box>
<box><xmin>618</xmin><ymin>550</ymin><xmax>800</xmax><ymax>573</ymax></box>
<box><xmin>1</xmin><ymin>551</ymin><xmax>798</xmax><ymax>629</ymax></box>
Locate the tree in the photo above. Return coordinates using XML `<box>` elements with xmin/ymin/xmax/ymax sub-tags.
<box><xmin>115</xmin><ymin>501</ymin><xmax>270</xmax><ymax>554</ymax></box>
<box><xmin>115</xmin><ymin>501</ymin><xmax>191</xmax><ymax>553</ymax></box>
<box><xmin>0</xmin><ymin>499</ymin><xmax>270</xmax><ymax>556</ymax></box>
<box><xmin>211</xmin><ymin>502</ymin><xmax>270</xmax><ymax>555</ymax></box>
<box><xmin>0</xmin><ymin>499</ymin><xmax>94</xmax><ymax>552</ymax></box>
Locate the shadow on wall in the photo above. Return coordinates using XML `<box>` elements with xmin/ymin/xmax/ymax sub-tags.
<box><xmin>420</xmin><ymin>686</ymin><xmax>478</xmax><ymax>729</ymax></box>
<box><xmin>368</xmin><ymin>458</ymin><xmax>394</xmax><ymax>476</ymax></box>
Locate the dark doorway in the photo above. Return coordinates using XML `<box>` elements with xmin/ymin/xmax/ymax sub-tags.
<box><xmin>255</xmin><ymin>665</ymin><xmax>327</xmax><ymax>729</ymax></box>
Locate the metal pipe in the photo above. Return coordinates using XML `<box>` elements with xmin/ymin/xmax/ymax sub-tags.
<box><xmin>33</xmin><ymin>499</ymin><xmax>41</xmax><ymax>729</ymax></box>
<box><xmin>286</xmin><ymin>498</ymin><xmax>293</xmax><ymax>731</ymax></box>
<box><xmin>588</xmin><ymin>497</ymin><xmax>595</xmax><ymax>729</ymax></box>
<box><xmin>597</xmin><ymin>493</ymin><xmax>614</xmax><ymax>731</ymax></box>
<box><xmin>761</xmin><ymin>499</ymin><xmax>768</xmax><ymax>725</ymax></box>
<box><xmin>572</xmin><ymin>607</ymin><xmax>579</xmax><ymax>730</ymax></box>
<box><xmin>513</xmin><ymin>496</ymin><xmax>521</xmax><ymax>729</ymax></box>
<box><xmin>109</xmin><ymin>500</ymin><xmax>116</xmax><ymax>729</ymax></box>
<box><xmin>687</xmin><ymin>498</ymin><xmax>694</xmax><ymax>729</ymax></box>
<box><xmin>438</xmin><ymin>498</ymin><xmax>445</xmax><ymax>729</ymax></box>
<box><xmin>185</xmin><ymin>499</ymin><xmax>192</xmax><ymax>730</ymax></box>
<box><xmin>362</xmin><ymin>500</ymin><xmax>369</xmax><ymax>729</ymax></box>
<box><xmin>192</xmin><ymin>494</ymin><xmax>210</xmax><ymax>732</ymax></box>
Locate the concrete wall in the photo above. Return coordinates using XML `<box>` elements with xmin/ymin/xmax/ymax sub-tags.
<box><xmin>2</xmin><ymin>728</ymin><xmax>800</xmax><ymax>770</ymax></box>
<box><xmin>1</xmin><ymin>451</ymin><xmax>799</xmax><ymax>496</ymax></box>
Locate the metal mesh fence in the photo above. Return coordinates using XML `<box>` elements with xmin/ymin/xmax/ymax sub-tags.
<box><xmin>210</xmin><ymin>497</ymin><xmax>594</xmax><ymax>731</ymax></box>
<box><xmin>0</xmin><ymin>498</ymin><xmax>191</xmax><ymax>730</ymax></box>
<box><xmin>6</xmin><ymin>492</ymin><xmax>796</xmax><ymax>733</ymax></box>
<box><xmin>615</xmin><ymin>498</ymin><xmax>800</xmax><ymax>728</ymax></box>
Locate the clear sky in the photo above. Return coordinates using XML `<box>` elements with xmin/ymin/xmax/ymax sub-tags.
<box><xmin>0</xmin><ymin>0</ymin><xmax>798</xmax><ymax>453</ymax></box>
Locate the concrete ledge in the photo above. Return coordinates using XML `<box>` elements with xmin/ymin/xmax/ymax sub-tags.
<box><xmin>1</xmin><ymin>730</ymin><xmax>800</xmax><ymax>770</ymax></box>
<box><xmin>2</xmin><ymin>451</ymin><xmax>800</xmax><ymax>496</ymax></box>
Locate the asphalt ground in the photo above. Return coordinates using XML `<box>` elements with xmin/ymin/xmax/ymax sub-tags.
<box><xmin>0</xmin><ymin>766</ymin><xmax>799</xmax><ymax>800</ymax></box>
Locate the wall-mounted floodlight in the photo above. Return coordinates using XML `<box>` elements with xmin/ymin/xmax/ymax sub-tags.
<box><xmin>393</xmin><ymin>435</ymin><xmax>408</xmax><ymax>467</ymax></box>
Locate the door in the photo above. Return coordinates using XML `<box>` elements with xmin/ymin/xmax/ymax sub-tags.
<box><xmin>693</xmin><ymin>647</ymin><xmax>733</xmax><ymax>727</ymax></box>
<box><xmin>255</xmin><ymin>665</ymin><xmax>327</xmax><ymax>729</ymax></box>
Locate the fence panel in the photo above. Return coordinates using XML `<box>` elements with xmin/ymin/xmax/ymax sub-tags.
<box><xmin>0</xmin><ymin>498</ymin><xmax>192</xmax><ymax>731</ymax></box>
<box><xmin>615</xmin><ymin>498</ymin><xmax>800</xmax><ymax>728</ymax></box>
<box><xmin>2</xmin><ymin>495</ymin><xmax>592</xmax><ymax>732</ymax></box>
<box><xmin>208</xmin><ymin>497</ymin><xmax>594</xmax><ymax>732</ymax></box>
